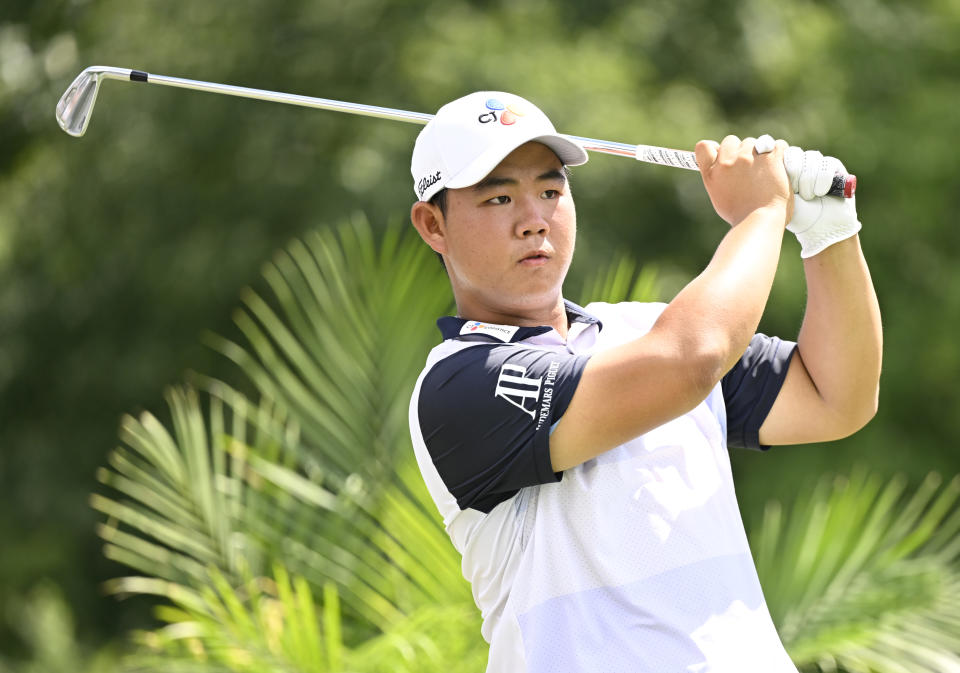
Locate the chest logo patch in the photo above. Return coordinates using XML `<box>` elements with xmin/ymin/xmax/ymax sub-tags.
<box><xmin>460</xmin><ymin>321</ymin><xmax>519</xmax><ymax>342</ymax></box>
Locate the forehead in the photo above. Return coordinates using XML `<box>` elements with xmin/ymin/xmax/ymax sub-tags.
<box><xmin>487</xmin><ymin>141</ymin><xmax>563</xmax><ymax>176</ymax></box>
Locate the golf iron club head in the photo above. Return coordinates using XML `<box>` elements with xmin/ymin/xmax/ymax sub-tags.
<box><xmin>56</xmin><ymin>68</ymin><xmax>104</xmax><ymax>137</ymax></box>
<box><xmin>56</xmin><ymin>66</ymin><xmax>132</xmax><ymax>137</ymax></box>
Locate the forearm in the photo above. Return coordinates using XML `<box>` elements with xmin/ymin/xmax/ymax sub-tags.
<box><xmin>796</xmin><ymin>235</ymin><xmax>882</xmax><ymax>425</ymax></box>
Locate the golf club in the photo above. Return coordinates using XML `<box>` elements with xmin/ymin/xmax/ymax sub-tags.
<box><xmin>56</xmin><ymin>66</ymin><xmax>856</xmax><ymax>198</ymax></box>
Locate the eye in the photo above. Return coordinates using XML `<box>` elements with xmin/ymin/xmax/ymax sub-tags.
<box><xmin>486</xmin><ymin>195</ymin><xmax>511</xmax><ymax>205</ymax></box>
<box><xmin>541</xmin><ymin>189</ymin><xmax>560</xmax><ymax>199</ymax></box>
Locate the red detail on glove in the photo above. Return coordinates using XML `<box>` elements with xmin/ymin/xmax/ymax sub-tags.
<box><xmin>844</xmin><ymin>175</ymin><xmax>857</xmax><ymax>198</ymax></box>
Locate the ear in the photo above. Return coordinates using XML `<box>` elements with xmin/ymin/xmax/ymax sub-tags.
<box><xmin>410</xmin><ymin>200</ymin><xmax>448</xmax><ymax>256</ymax></box>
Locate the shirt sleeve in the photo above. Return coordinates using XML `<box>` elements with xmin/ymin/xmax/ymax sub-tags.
<box><xmin>417</xmin><ymin>344</ymin><xmax>590</xmax><ymax>513</ymax></box>
<box><xmin>722</xmin><ymin>333</ymin><xmax>797</xmax><ymax>450</ymax></box>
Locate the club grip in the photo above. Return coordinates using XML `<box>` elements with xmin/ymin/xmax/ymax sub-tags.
<box><xmin>828</xmin><ymin>173</ymin><xmax>857</xmax><ymax>198</ymax></box>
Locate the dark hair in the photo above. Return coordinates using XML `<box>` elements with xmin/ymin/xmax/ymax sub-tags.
<box><xmin>429</xmin><ymin>189</ymin><xmax>448</xmax><ymax>270</ymax></box>
<box><xmin>430</xmin><ymin>188</ymin><xmax>448</xmax><ymax>216</ymax></box>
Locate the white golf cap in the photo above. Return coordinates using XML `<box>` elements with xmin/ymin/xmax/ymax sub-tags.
<box><xmin>411</xmin><ymin>91</ymin><xmax>588</xmax><ymax>202</ymax></box>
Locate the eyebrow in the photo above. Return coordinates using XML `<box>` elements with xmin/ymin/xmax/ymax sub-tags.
<box><xmin>472</xmin><ymin>167</ymin><xmax>569</xmax><ymax>192</ymax></box>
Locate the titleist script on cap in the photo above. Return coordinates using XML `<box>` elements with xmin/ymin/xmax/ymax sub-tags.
<box><xmin>417</xmin><ymin>171</ymin><xmax>442</xmax><ymax>198</ymax></box>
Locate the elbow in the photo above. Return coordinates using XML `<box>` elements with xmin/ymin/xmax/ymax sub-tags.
<box><xmin>698</xmin><ymin>328</ymin><xmax>753</xmax><ymax>390</ymax></box>
<box><xmin>831</xmin><ymin>384</ymin><xmax>880</xmax><ymax>439</ymax></box>
<box><xmin>867</xmin><ymin>381</ymin><xmax>880</xmax><ymax>420</ymax></box>
<box><xmin>682</xmin><ymin>341</ymin><xmax>736</xmax><ymax>402</ymax></box>
<box><xmin>856</xmin><ymin>383</ymin><xmax>881</xmax><ymax>431</ymax></box>
<box><xmin>647</xmin><ymin>321</ymin><xmax>752</xmax><ymax>404</ymax></box>
<box><xmin>850</xmin><ymin>372</ymin><xmax>882</xmax><ymax>433</ymax></box>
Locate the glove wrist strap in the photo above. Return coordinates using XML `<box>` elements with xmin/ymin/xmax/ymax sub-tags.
<box><xmin>794</xmin><ymin>220</ymin><xmax>862</xmax><ymax>258</ymax></box>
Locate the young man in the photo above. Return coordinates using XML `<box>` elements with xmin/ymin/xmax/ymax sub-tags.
<box><xmin>408</xmin><ymin>91</ymin><xmax>882</xmax><ymax>672</ymax></box>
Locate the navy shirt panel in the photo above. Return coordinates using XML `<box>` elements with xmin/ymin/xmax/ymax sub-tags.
<box><xmin>722</xmin><ymin>333</ymin><xmax>798</xmax><ymax>450</ymax></box>
<box><xmin>418</xmin><ymin>344</ymin><xmax>590</xmax><ymax>513</ymax></box>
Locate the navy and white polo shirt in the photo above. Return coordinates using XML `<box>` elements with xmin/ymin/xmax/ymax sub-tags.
<box><xmin>409</xmin><ymin>300</ymin><xmax>800</xmax><ymax>673</ymax></box>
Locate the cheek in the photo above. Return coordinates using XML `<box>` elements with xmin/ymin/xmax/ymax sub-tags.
<box><xmin>555</xmin><ymin>200</ymin><xmax>577</xmax><ymax>248</ymax></box>
<box><xmin>444</xmin><ymin>220</ymin><xmax>504</xmax><ymax>280</ymax></box>
<box><xmin>448</xmin><ymin>222</ymin><xmax>488</xmax><ymax>260</ymax></box>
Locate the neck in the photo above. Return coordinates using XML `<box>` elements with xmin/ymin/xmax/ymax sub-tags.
<box><xmin>455</xmin><ymin>295</ymin><xmax>569</xmax><ymax>338</ymax></box>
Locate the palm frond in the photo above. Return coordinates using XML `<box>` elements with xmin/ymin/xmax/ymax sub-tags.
<box><xmin>752</xmin><ymin>468</ymin><xmax>960</xmax><ymax>672</ymax></box>
<box><xmin>125</xmin><ymin>566</ymin><xmax>324</xmax><ymax>673</ymax></box>
<box><xmin>204</xmin><ymin>213</ymin><xmax>452</xmax><ymax>484</ymax></box>
<box><xmin>97</xmin><ymin>382</ymin><xmax>477</xmax><ymax>671</ymax></box>
<box><xmin>124</xmin><ymin>564</ymin><xmax>483</xmax><ymax>673</ymax></box>
<box><xmin>93</xmin><ymin>218</ymin><xmax>475</xmax><ymax>669</ymax></box>
<box><xmin>94</xmin><ymin>385</ymin><xmax>294</xmax><ymax>587</ymax></box>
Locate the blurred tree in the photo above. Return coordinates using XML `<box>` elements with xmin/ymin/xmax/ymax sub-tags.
<box><xmin>0</xmin><ymin>0</ymin><xmax>957</xmax><ymax>657</ymax></box>
<box><xmin>0</xmin><ymin>582</ymin><xmax>119</xmax><ymax>673</ymax></box>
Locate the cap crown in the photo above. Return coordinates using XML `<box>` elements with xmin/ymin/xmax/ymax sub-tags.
<box><xmin>411</xmin><ymin>91</ymin><xmax>587</xmax><ymax>202</ymax></box>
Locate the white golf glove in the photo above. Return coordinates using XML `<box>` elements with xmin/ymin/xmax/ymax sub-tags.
<box><xmin>783</xmin><ymin>145</ymin><xmax>861</xmax><ymax>258</ymax></box>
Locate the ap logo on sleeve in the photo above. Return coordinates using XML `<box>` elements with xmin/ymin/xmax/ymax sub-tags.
<box><xmin>494</xmin><ymin>364</ymin><xmax>542</xmax><ymax>420</ymax></box>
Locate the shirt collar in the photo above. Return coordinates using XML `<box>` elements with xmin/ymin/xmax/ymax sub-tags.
<box><xmin>564</xmin><ymin>299</ymin><xmax>603</xmax><ymax>327</ymax></box>
<box><xmin>437</xmin><ymin>299</ymin><xmax>603</xmax><ymax>343</ymax></box>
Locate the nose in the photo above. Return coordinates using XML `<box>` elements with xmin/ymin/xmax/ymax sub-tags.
<box><xmin>514</xmin><ymin>196</ymin><xmax>550</xmax><ymax>238</ymax></box>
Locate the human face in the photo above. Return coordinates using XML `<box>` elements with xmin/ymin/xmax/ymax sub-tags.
<box><xmin>430</xmin><ymin>142</ymin><xmax>576</xmax><ymax>324</ymax></box>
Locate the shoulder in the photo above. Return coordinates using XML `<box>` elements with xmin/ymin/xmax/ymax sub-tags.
<box><xmin>418</xmin><ymin>342</ymin><xmax>587</xmax><ymax>420</ymax></box>
<box><xmin>417</xmin><ymin>340</ymin><xmax>511</xmax><ymax>384</ymax></box>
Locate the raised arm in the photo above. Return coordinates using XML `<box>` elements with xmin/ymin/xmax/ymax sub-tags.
<box><xmin>759</xmin><ymin>150</ymin><xmax>882</xmax><ymax>444</ymax></box>
<box><xmin>550</xmin><ymin>135</ymin><xmax>792</xmax><ymax>472</ymax></box>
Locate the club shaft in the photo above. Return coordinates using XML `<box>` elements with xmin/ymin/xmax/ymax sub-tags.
<box><xmin>117</xmin><ymin>68</ymin><xmax>698</xmax><ymax>168</ymax></box>
<box><xmin>145</xmin><ymin>71</ymin><xmax>437</xmax><ymax>126</ymax></box>
<box><xmin>60</xmin><ymin>67</ymin><xmax>857</xmax><ymax>196</ymax></box>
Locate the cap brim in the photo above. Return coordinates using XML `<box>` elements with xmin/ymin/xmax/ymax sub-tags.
<box><xmin>444</xmin><ymin>133</ymin><xmax>588</xmax><ymax>190</ymax></box>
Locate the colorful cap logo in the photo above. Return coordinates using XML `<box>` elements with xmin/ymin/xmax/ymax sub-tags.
<box><xmin>481</xmin><ymin>98</ymin><xmax>528</xmax><ymax>126</ymax></box>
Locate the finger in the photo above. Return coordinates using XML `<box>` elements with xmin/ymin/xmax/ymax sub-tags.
<box><xmin>799</xmin><ymin>149</ymin><xmax>824</xmax><ymax>200</ymax></box>
<box><xmin>755</xmin><ymin>134</ymin><xmax>776</xmax><ymax>154</ymax></box>
<box><xmin>772</xmin><ymin>138</ymin><xmax>789</xmax><ymax>161</ymax></box>
<box><xmin>740</xmin><ymin>137</ymin><xmax>757</xmax><ymax>158</ymax></box>
<box><xmin>719</xmin><ymin>135</ymin><xmax>741</xmax><ymax>161</ymax></box>
<box><xmin>695</xmin><ymin>140</ymin><xmax>720</xmax><ymax>170</ymax></box>
<box><xmin>813</xmin><ymin>156</ymin><xmax>845</xmax><ymax>197</ymax></box>
<box><xmin>783</xmin><ymin>145</ymin><xmax>803</xmax><ymax>194</ymax></box>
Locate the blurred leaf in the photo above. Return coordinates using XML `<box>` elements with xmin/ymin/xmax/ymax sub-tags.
<box><xmin>752</xmin><ymin>469</ymin><xmax>960</xmax><ymax>672</ymax></box>
<box><xmin>93</xmin><ymin>218</ymin><xmax>482</xmax><ymax>671</ymax></box>
<box><xmin>576</xmin><ymin>254</ymin><xmax>661</xmax><ymax>305</ymax></box>
<box><xmin>0</xmin><ymin>582</ymin><xmax>121</xmax><ymax>673</ymax></box>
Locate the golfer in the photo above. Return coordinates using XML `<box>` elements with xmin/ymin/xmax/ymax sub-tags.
<box><xmin>407</xmin><ymin>92</ymin><xmax>882</xmax><ymax>672</ymax></box>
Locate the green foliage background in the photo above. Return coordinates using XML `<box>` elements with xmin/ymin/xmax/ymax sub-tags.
<box><xmin>1</xmin><ymin>0</ymin><xmax>958</xmax><ymax>666</ymax></box>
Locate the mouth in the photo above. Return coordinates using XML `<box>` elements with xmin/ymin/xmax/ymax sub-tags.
<box><xmin>518</xmin><ymin>249</ymin><xmax>551</xmax><ymax>266</ymax></box>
